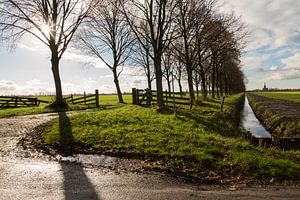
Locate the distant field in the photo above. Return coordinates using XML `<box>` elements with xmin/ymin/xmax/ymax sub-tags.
<box><xmin>253</xmin><ymin>92</ymin><xmax>300</xmax><ymax>103</ymax></box>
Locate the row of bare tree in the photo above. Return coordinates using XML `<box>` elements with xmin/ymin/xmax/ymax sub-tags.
<box><xmin>0</xmin><ymin>0</ymin><xmax>246</xmax><ymax>109</ymax></box>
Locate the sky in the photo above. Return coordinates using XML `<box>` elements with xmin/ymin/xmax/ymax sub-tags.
<box><xmin>0</xmin><ymin>0</ymin><xmax>300</xmax><ymax>95</ymax></box>
<box><xmin>220</xmin><ymin>0</ymin><xmax>300</xmax><ymax>90</ymax></box>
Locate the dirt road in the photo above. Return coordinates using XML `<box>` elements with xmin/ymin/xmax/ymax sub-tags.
<box><xmin>0</xmin><ymin>113</ymin><xmax>299</xmax><ymax>200</ymax></box>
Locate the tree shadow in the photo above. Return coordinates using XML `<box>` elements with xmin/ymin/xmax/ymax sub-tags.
<box><xmin>175</xmin><ymin>109</ymin><xmax>241</xmax><ymax>138</ymax></box>
<box><xmin>58</xmin><ymin>112</ymin><xmax>101</xmax><ymax>200</ymax></box>
<box><xmin>60</xmin><ymin>162</ymin><xmax>101</xmax><ymax>200</ymax></box>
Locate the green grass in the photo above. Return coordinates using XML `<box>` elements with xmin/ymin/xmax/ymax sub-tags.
<box><xmin>0</xmin><ymin>103</ymin><xmax>92</xmax><ymax>118</ymax></box>
<box><xmin>41</xmin><ymin>93</ymin><xmax>300</xmax><ymax>181</ymax></box>
<box><xmin>253</xmin><ymin>92</ymin><xmax>300</xmax><ymax>103</ymax></box>
<box><xmin>99</xmin><ymin>95</ymin><xmax>132</xmax><ymax>105</ymax></box>
<box><xmin>0</xmin><ymin>95</ymin><xmax>131</xmax><ymax>118</ymax></box>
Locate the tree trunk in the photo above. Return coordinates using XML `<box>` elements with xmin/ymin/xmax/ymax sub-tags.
<box><xmin>194</xmin><ymin>72</ymin><xmax>199</xmax><ymax>97</ymax></box>
<box><xmin>217</xmin><ymin>87</ymin><xmax>220</xmax><ymax>98</ymax></box>
<box><xmin>167</xmin><ymin>79</ymin><xmax>171</xmax><ymax>96</ymax></box>
<box><xmin>154</xmin><ymin>57</ymin><xmax>164</xmax><ymax>109</ymax></box>
<box><xmin>219</xmin><ymin>73</ymin><xmax>223</xmax><ymax>97</ymax></box>
<box><xmin>145</xmin><ymin>49</ymin><xmax>152</xmax><ymax>91</ymax></box>
<box><xmin>146</xmin><ymin>65</ymin><xmax>152</xmax><ymax>91</ymax></box>
<box><xmin>177</xmin><ymin>78</ymin><xmax>183</xmax><ymax>97</ymax></box>
<box><xmin>187</xmin><ymin>67</ymin><xmax>195</xmax><ymax>108</ymax></box>
<box><xmin>146</xmin><ymin>68</ymin><xmax>152</xmax><ymax>106</ymax></box>
<box><xmin>216</xmin><ymin>69</ymin><xmax>220</xmax><ymax>98</ymax></box>
<box><xmin>208</xmin><ymin>81</ymin><xmax>211</xmax><ymax>96</ymax></box>
<box><xmin>200</xmin><ymin>65</ymin><xmax>207</xmax><ymax>98</ymax></box>
<box><xmin>51</xmin><ymin>49</ymin><xmax>64</xmax><ymax>106</ymax></box>
<box><xmin>216</xmin><ymin>67</ymin><xmax>221</xmax><ymax>98</ymax></box>
<box><xmin>212</xmin><ymin>67</ymin><xmax>216</xmax><ymax>99</ymax></box>
<box><xmin>224</xmin><ymin>74</ymin><xmax>228</xmax><ymax>96</ymax></box>
<box><xmin>113</xmin><ymin>70</ymin><xmax>124</xmax><ymax>103</ymax></box>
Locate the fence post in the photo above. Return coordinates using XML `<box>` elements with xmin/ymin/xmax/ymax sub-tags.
<box><xmin>132</xmin><ymin>88</ymin><xmax>137</xmax><ymax>105</ymax></box>
<box><xmin>220</xmin><ymin>96</ymin><xmax>225</xmax><ymax>112</ymax></box>
<box><xmin>95</xmin><ymin>89</ymin><xmax>99</xmax><ymax>107</ymax></box>
<box><xmin>165</xmin><ymin>90</ymin><xmax>168</xmax><ymax>106</ymax></box>
<box><xmin>84</xmin><ymin>92</ymin><xmax>86</xmax><ymax>105</ymax></box>
<box><xmin>146</xmin><ymin>88</ymin><xmax>151</xmax><ymax>106</ymax></box>
<box><xmin>14</xmin><ymin>96</ymin><xmax>18</xmax><ymax>107</ymax></box>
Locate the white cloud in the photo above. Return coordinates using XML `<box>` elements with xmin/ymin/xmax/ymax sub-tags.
<box><xmin>0</xmin><ymin>80</ymin><xmax>17</xmax><ymax>92</ymax></box>
<box><xmin>269</xmin><ymin>66</ymin><xmax>278</xmax><ymax>71</ymax></box>
<box><xmin>83</xmin><ymin>78</ymin><xmax>98</xmax><ymax>89</ymax></box>
<box><xmin>281</xmin><ymin>53</ymin><xmax>300</xmax><ymax>69</ymax></box>
<box><xmin>266</xmin><ymin>69</ymin><xmax>300</xmax><ymax>81</ymax></box>
<box><xmin>264</xmin><ymin>53</ymin><xmax>300</xmax><ymax>80</ymax></box>
<box><xmin>241</xmin><ymin>54</ymin><xmax>269</xmax><ymax>70</ymax></box>
<box><xmin>219</xmin><ymin>0</ymin><xmax>300</xmax><ymax>87</ymax></box>
<box><xmin>0</xmin><ymin>79</ymin><xmax>54</xmax><ymax>95</ymax></box>
<box><xmin>84</xmin><ymin>79</ymin><xmax>97</xmax><ymax>85</ymax></box>
<box><xmin>18</xmin><ymin>43</ymin><xmax>38</xmax><ymax>52</ymax></box>
<box><xmin>220</xmin><ymin>0</ymin><xmax>300</xmax><ymax>50</ymax></box>
<box><xmin>63</xmin><ymin>50</ymin><xmax>107</xmax><ymax>69</ymax></box>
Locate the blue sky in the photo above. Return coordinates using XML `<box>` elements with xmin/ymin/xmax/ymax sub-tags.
<box><xmin>0</xmin><ymin>0</ymin><xmax>300</xmax><ymax>95</ymax></box>
<box><xmin>220</xmin><ymin>0</ymin><xmax>300</xmax><ymax>90</ymax></box>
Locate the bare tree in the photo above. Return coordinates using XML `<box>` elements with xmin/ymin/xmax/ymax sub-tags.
<box><xmin>0</xmin><ymin>0</ymin><xmax>96</xmax><ymax>106</ymax></box>
<box><xmin>78</xmin><ymin>0</ymin><xmax>134</xmax><ymax>103</ymax></box>
<box><xmin>172</xmin><ymin>0</ymin><xmax>215</xmax><ymax>108</ymax></box>
<box><xmin>192</xmin><ymin>11</ymin><xmax>246</xmax><ymax>98</ymax></box>
<box><xmin>121</xmin><ymin>0</ymin><xmax>178</xmax><ymax>110</ymax></box>
<box><xmin>173</xmin><ymin>61</ymin><xmax>185</xmax><ymax>97</ymax></box>
<box><xmin>162</xmin><ymin>49</ymin><xmax>175</xmax><ymax>95</ymax></box>
<box><xmin>131</xmin><ymin>40</ymin><xmax>155</xmax><ymax>91</ymax></box>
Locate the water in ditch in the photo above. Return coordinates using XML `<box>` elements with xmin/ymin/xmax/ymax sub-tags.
<box><xmin>240</xmin><ymin>96</ymin><xmax>272</xmax><ymax>138</ymax></box>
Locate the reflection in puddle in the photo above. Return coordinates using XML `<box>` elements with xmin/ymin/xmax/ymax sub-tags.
<box><xmin>60</xmin><ymin>154</ymin><xmax>142</xmax><ymax>170</ymax></box>
<box><xmin>240</xmin><ymin>96</ymin><xmax>271</xmax><ymax>138</ymax></box>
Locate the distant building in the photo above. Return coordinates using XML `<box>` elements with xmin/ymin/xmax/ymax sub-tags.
<box><xmin>262</xmin><ymin>83</ymin><xmax>268</xmax><ymax>91</ymax></box>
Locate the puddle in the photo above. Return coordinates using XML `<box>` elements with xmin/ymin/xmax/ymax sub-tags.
<box><xmin>60</xmin><ymin>154</ymin><xmax>144</xmax><ymax>171</ymax></box>
<box><xmin>240</xmin><ymin>96</ymin><xmax>271</xmax><ymax>138</ymax></box>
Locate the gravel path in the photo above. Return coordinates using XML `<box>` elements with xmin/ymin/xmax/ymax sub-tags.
<box><xmin>0</xmin><ymin>113</ymin><xmax>299</xmax><ymax>200</ymax></box>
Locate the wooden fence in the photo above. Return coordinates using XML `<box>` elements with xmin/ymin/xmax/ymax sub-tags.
<box><xmin>0</xmin><ymin>96</ymin><xmax>49</xmax><ymax>108</ymax></box>
<box><xmin>64</xmin><ymin>89</ymin><xmax>99</xmax><ymax>107</ymax></box>
<box><xmin>132</xmin><ymin>88</ymin><xmax>190</xmax><ymax>106</ymax></box>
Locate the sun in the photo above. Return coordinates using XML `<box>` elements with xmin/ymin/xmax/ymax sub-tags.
<box><xmin>41</xmin><ymin>24</ymin><xmax>51</xmax><ymax>35</ymax></box>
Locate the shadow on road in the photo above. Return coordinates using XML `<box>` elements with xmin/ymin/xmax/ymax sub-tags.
<box><xmin>58</xmin><ymin>112</ymin><xmax>101</xmax><ymax>200</ymax></box>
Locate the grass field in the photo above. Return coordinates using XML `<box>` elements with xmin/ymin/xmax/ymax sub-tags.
<box><xmin>99</xmin><ymin>94</ymin><xmax>132</xmax><ymax>105</ymax></box>
<box><xmin>38</xmin><ymin>93</ymin><xmax>300</xmax><ymax>181</ymax></box>
<box><xmin>0</xmin><ymin>95</ymin><xmax>132</xmax><ymax>118</ymax></box>
<box><xmin>35</xmin><ymin>94</ymin><xmax>132</xmax><ymax>105</ymax></box>
<box><xmin>253</xmin><ymin>92</ymin><xmax>300</xmax><ymax>103</ymax></box>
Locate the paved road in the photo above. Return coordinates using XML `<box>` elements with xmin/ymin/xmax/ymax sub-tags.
<box><xmin>0</xmin><ymin>113</ymin><xmax>300</xmax><ymax>200</ymax></box>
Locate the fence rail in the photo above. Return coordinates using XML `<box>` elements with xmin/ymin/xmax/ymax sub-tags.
<box><xmin>0</xmin><ymin>96</ymin><xmax>49</xmax><ymax>108</ymax></box>
<box><xmin>64</xmin><ymin>89</ymin><xmax>99</xmax><ymax>107</ymax></box>
<box><xmin>132</xmin><ymin>88</ymin><xmax>190</xmax><ymax>106</ymax></box>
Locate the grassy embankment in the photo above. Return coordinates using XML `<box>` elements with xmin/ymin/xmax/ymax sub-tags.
<box><xmin>38</xmin><ymin>93</ymin><xmax>300</xmax><ymax>181</ymax></box>
<box><xmin>248</xmin><ymin>93</ymin><xmax>300</xmax><ymax>137</ymax></box>
<box><xmin>0</xmin><ymin>95</ymin><xmax>132</xmax><ymax>118</ymax></box>
<box><xmin>254</xmin><ymin>92</ymin><xmax>300</xmax><ymax>103</ymax></box>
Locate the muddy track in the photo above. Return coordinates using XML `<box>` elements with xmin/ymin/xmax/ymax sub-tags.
<box><xmin>0</xmin><ymin>113</ymin><xmax>300</xmax><ymax>200</ymax></box>
<box><xmin>248</xmin><ymin>93</ymin><xmax>300</xmax><ymax>119</ymax></box>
